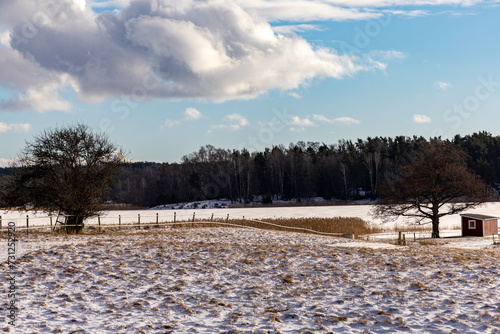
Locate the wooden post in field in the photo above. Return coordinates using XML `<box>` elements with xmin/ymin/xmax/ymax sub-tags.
<box><xmin>50</xmin><ymin>216</ymin><xmax>53</xmax><ymax>230</ymax></box>
<box><xmin>398</xmin><ymin>231</ymin><xmax>402</xmax><ymax>245</ymax></box>
<box><xmin>225</xmin><ymin>214</ymin><xmax>229</xmax><ymax>224</ymax></box>
<box><xmin>138</xmin><ymin>214</ymin><xmax>141</xmax><ymax>230</ymax></box>
<box><xmin>156</xmin><ymin>213</ymin><xmax>159</xmax><ymax>228</ymax></box>
<box><xmin>26</xmin><ymin>215</ymin><xmax>29</xmax><ymax>236</ymax></box>
<box><xmin>211</xmin><ymin>213</ymin><xmax>214</xmax><ymax>222</ymax></box>
<box><xmin>98</xmin><ymin>215</ymin><xmax>101</xmax><ymax>233</ymax></box>
<box><xmin>192</xmin><ymin>212</ymin><xmax>195</xmax><ymax>222</ymax></box>
<box><xmin>119</xmin><ymin>215</ymin><xmax>121</xmax><ymax>229</ymax></box>
<box><xmin>174</xmin><ymin>212</ymin><xmax>176</xmax><ymax>223</ymax></box>
<box><xmin>0</xmin><ymin>216</ymin><xmax>2</xmax><ymax>229</ymax></box>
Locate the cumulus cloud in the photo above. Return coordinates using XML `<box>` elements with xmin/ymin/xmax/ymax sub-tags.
<box><xmin>209</xmin><ymin>113</ymin><xmax>249</xmax><ymax>133</ymax></box>
<box><xmin>413</xmin><ymin>114</ymin><xmax>432</xmax><ymax>123</ymax></box>
<box><xmin>290</xmin><ymin>116</ymin><xmax>316</xmax><ymax>127</ymax></box>
<box><xmin>0</xmin><ymin>0</ymin><xmax>394</xmax><ymax>111</ymax></box>
<box><xmin>162</xmin><ymin>107</ymin><xmax>203</xmax><ymax>128</ymax></box>
<box><xmin>0</xmin><ymin>122</ymin><xmax>31</xmax><ymax>133</ymax></box>
<box><xmin>288</xmin><ymin>116</ymin><xmax>316</xmax><ymax>132</ymax></box>
<box><xmin>0</xmin><ymin>0</ymin><xmax>482</xmax><ymax>111</ymax></box>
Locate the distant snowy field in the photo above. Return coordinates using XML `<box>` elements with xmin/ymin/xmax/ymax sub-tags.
<box><xmin>1</xmin><ymin>228</ymin><xmax>499</xmax><ymax>333</ymax></box>
<box><xmin>3</xmin><ymin>201</ymin><xmax>500</xmax><ymax>230</ymax></box>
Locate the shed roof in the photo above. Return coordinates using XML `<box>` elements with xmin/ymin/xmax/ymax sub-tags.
<box><xmin>460</xmin><ymin>213</ymin><xmax>498</xmax><ymax>220</ymax></box>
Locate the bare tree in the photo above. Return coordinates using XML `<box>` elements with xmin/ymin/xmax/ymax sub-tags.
<box><xmin>338</xmin><ymin>162</ymin><xmax>349</xmax><ymax>200</ymax></box>
<box><xmin>372</xmin><ymin>141</ymin><xmax>492</xmax><ymax>238</ymax></box>
<box><xmin>0</xmin><ymin>124</ymin><xmax>126</xmax><ymax>232</ymax></box>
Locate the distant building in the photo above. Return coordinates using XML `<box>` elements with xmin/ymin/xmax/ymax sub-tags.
<box><xmin>460</xmin><ymin>214</ymin><xmax>498</xmax><ymax>237</ymax></box>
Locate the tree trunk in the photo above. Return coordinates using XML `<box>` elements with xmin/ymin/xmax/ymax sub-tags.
<box><xmin>66</xmin><ymin>216</ymin><xmax>84</xmax><ymax>234</ymax></box>
<box><xmin>431</xmin><ymin>215</ymin><xmax>440</xmax><ymax>238</ymax></box>
<box><xmin>431</xmin><ymin>201</ymin><xmax>440</xmax><ymax>238</ymax></box>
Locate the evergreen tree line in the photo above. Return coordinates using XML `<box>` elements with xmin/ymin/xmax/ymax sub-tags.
<box><xmin>106</xmin><ymin>132</ymin><xmax>500</xmax><ymax>207</ymax></box>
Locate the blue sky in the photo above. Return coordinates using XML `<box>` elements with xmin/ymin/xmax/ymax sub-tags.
<box><xmin>1</xmin><ymin>0</ymin><xmax>500</xmax><ymax>165</ymax></box>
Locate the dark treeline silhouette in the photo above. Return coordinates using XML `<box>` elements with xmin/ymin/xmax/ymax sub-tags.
<box><xmin>2</xmin><ymin>132</ymin><xmax>498</xmax><ymax>208</ymax></box>
<box><xmin>104</xmin><ymin>131</ymin><xmax>500</xmax><ymax>207</ymax></box>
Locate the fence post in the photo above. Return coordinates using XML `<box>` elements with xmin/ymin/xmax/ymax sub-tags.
<box><xmin>174</xmin><ymin>212</ymin><xmax>176</xmax><ymax>223</ymax></box>
<box><xmin>0</xmin><ymin>215</ymin><xmax>2</xmax><ymax>229</ymax></box>
<box><xmin>50</xmin><ymin>216</ymin><xmax>53</xmax><ymax>230</ymax></box>
<box><xmin>119</xmin><ymin>215</ymin><xmax>121</xmax><ymax>229</ymax></box>
<box><xmin>98</xmin><ymin>215</ymin><xmax>101</xmax><ymax>233</ymax></box>
<box><xmin>156</xmin><ymin>213</ymin><xmax>159</xmax><ymax>228</ymax></box>
<box><xmin>138</xmin><ymin>214</ymin><xmax>141</xmax><ymax>230</ymax></box>
<box><xmin>398</xmin><ymin>231</ymin><xmax>402</xmax><ymax>245</ymax></box>
<box><xmin>225</xmin><ymin>214</ymin><xmax>229</xmax><ymax>224</ymax></box>
<box><xmin>26</xmin><ymin>215</ymin><xmax>29</xmax><ymax>236</ymax></box>
<box><xmin>211</xmin><ymin>213</ymin><xmax>214</xmax><ymax>222</ymax></box>
<box><xmin>192</xmin><ymin>212</ymin><xmax>195</xmax><ymax>222</ymax></box>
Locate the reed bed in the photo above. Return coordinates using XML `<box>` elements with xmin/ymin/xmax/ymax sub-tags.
<box><xmin>169</xmin><ymin>216</ymin><xmax>380</xmax><ymax>237</ymax></box>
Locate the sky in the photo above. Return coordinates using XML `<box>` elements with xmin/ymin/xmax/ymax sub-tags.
<box><xmin>0</xmin><ymin>0</ymin><xmax>500</xmax><ymax>165</ymax></box>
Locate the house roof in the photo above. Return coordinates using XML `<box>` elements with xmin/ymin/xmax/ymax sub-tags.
<box><xmin>460</xmin><ymin>213</ymin><xmax>498</xmax><ymax>220</ymax></box>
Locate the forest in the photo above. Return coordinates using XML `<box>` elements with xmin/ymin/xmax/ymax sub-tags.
<box><xmin>1</xmin><ymin>132</ymin><xmax>499</xmax><ymax>208</ymax></box>
<box><xmin>104</xmin><ymin>132</ymin><xmax>500</xmax><ymax>207</ymax></box>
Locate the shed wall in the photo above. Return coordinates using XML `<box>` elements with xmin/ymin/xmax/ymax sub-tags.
<box><xmin>483</xmin><ymin>219</ymin><xmax>498</xmax><ymax>236</ymax></box>
<box><xmin>462</xmin><ymin>217</ymin><xmax>483</xmax><ymax>237</ymax></box>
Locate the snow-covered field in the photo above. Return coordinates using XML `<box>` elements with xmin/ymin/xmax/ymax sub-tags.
<box><xmin>4</xmin><ymin>201</ymin><xmax>500</xmax><ymax>230</ymax></box>
<box><xmin>2</xmin><ymin>227</ymin><xmax>500</xmax><ymax>333</ymax></box>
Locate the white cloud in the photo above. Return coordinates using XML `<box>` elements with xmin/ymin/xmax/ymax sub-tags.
<box><xmin>313</xmin><ymin>115</ymin><xmax>361</xmax><ymax>125</ymax></box>
<box><xmin>162</xmin><ymin>107</ymin><xmax>204</xmax><ymax>128</ymax></box>
<box><xmin>272</xmin><ymin>24</ymin><xmax>323</xmax><ymax>34</ymax></box>
<box><xmin>0</xmin><ymin>158</ymin><xmax>13</xmax><ymax>167</ymax></box>
<box><xmin>288</xmin><ymin>116</ymin><xmax>316</xmax><ymax>132</ymax></box>
<box><xmin>225</xmin><ymin>114</ymin><xmax>250</xmax><ymax>129</ymax></box>
<box><xmin>381</xmin><ymin>9</ymin><xmax>429</xmax><ymax>16</ymax></box>
<box><xmin>290</xmin><ymin>116</ymin><xmax>316</xmax><ymax>127</ymax></box>
<box><xmin>369</xmin><ymin>50</ymin><xmax>408</xmax><ymax>60</ymax></box>
<box><xmin>0</xmin><ymin>0</ymin><xmax>392</xmax><ymax>110</ymax></box>
<box><xmin>333</xmin><ymin>117</ymin><xmax>361</xmax><ymax>125</ymax></box>
<box><xmin>0</xmin><ymin>48</ymin><xmax>74</xmax><ymax>112</ymax></box>
<box><xmin>86</xmin><ymin>0</ymin><xmax>484</xmax><ymax>22</ymax></box>
<box><xmin>73</xmin><ymin>0</ymin><xmax>87</xmax><ymax>11</ymax></box>
<box><xmin>210</xmin><ymin>113</ymin><xmax>249</xmax><ymax>132</ymax></box>
<box><xmin>435</xmin><ymin>81</ymin><xmax>452</xmax><ymax>91</ymax></box>
<box><xmin>0</xmin><ymin>122</ymin><xmax>31</xmax><ymax>133</ymax></box>
<box><xmin>313</xmin><ymin>114</ymin><xmax>335</xmax><ymax>123</ymax></box>
<box><xmin>413</xmin><ymin>114</ymin><xmax>432</xmax><ymax>123</ymax></box>
<box><xmin>288</xmin><ymin>92</ymin><xmax>302</xmax><ymax>99</ymax></box>
<box><xmin>184</xmin><ymin>107</ymin><xmax>203</xmax><ymax>121</ymax></box>
<box><xmin>0</xmin><ymin>0</ymin><xmax>483</xmax><ymax>110</ymax></box>
<box><xmin>0</xmin><ymin>31</ymin><xmax>10</xmax><ymax>46</ymax></box>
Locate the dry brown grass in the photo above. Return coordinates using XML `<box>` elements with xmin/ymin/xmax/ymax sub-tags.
<box><xmin>169</xmin><ymin>216</ymin><xmax>380</xmax><ymax>237</ymax></box>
